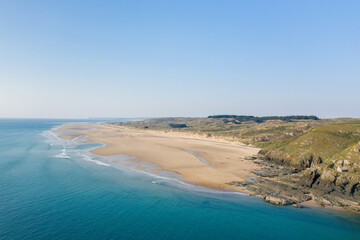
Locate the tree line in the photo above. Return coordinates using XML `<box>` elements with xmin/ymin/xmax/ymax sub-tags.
<box><xmin>208</xmin><ymin>115</ymin><xmax>319</xmax><ymax>123</ymax></box>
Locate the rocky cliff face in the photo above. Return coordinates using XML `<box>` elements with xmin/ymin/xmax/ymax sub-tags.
<box><xmin>250</xmin><ymin>150</ymin><xmax>360</xmax><ymax>212</ymax></box>
<box><xmin>300</xmin><ymin>168</ymin><xmax>360</xmax><ymax>208</ymax></box>
<box><xmin>259</xmin><ymin>148</ymin><xmax>326</xmax><ymax>170</ymax></box>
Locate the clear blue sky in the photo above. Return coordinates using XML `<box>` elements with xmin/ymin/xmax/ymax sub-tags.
<box><xmin>1</xmin><ymin>0</ymin><xmax>359</xmax><ymax>118</ymax></box>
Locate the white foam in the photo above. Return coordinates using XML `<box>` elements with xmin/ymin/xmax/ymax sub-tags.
<box><xmin>55</xmin><ymin>148</ymin><xmax>71</xmax><ymax>159</ymax></box>
<box><xmin>79</xmin><ymin>153</ymin><xmax>110</xmax><ymax>167</ymax></box>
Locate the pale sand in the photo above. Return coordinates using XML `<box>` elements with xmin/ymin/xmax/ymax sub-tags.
<box><xmin>55</xmin><ymin>123</ymin><xmax>261</xmax><ymax>192</ymax></box>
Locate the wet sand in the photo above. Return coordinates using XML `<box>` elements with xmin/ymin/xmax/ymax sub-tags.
<box><xmin>54</xmin><ymin>123</ymin><xmax>261</xmax><ymax>192</ymax></box>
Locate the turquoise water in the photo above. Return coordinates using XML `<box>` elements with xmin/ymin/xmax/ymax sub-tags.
<box><xmin>1</xmin><ymin>119</ymin><xmax>360</xmax><ymax>240</ymax></box>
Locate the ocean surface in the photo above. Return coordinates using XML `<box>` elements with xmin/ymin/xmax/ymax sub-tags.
<box><xmin>1</xmin><ymin>119</ymin><xmax>360</xmax><ymax>240</ymax></box>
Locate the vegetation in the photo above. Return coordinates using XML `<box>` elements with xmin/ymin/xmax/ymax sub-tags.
<box><xmin>169</xmin><ymin>123</ymin><xmax>187</xmax><ymax>128</ymax></box>
<box><xmin>262</xmin><ymin>122</ymin><xmax>360</xmax><ymax>171</ymax></box>
<box><xmin>208</xmin><ymin>115</ymin><xmax>319</xmax><ymax>123</ymax></box>
<box><xmin>111</xmin><ymin>116</ymin><xmax>360</xmax><ymax>175</ymax></box>
<box><xmin>111</xmin><ymin>116</ymin><xmax>327</xmax><ymax>146</ymax></box>
<box><xmin>110</xmin><ymin>117</ymin><xmax>360</xmax><ymax>210</ymax></box>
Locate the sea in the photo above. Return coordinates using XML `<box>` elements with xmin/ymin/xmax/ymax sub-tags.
<box><xmin>1</xmin><ymin>119</ymin><xmax>360</xmax><ymax>240</ymax></box>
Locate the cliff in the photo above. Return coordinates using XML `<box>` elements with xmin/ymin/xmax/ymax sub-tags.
<box><xmin>257</xmin><ymin>123</ymin><xmax>360</xmax><ymax>211</ymax></box>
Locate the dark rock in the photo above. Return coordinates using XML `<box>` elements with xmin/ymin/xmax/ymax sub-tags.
<box><xmin>242</xmin><ymin>154</ymin><xmax>360</xmax><ymax>212</ymax></box>
<box><xmin>264</xmin><ymin>195</ymin><xmax>294</xmax><ymax>205</ymax></box>
<box><xmin>299</xmin><ymin>168</ymin><xmax>321</xmax><ymax>188</ymax></box>
<box><xmin>244</xmin><ymin>156</ymin><xmax>257</xmax><ymax>160</ymax></box>
<box><xmin>313</xmin><ymin>156</ymin><xmax>323</xmax><ymax>165</ymax></box>
<box><xmin>226</xmin><ymin>180</ymin><xmax>253</xmax><ymax>187</ymax></box>
<box><xmin>292</xmin><ymin>204</ymin><xmax>303</xmax><ymax>208</ymax></box>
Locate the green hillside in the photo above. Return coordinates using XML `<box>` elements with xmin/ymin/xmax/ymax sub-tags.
<box><xmin>262</xmin><ymin>122</ymin><xmax>360</xmax><ymax>172</ymax></box>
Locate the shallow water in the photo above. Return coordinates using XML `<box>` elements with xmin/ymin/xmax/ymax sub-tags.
<box><xmin>1</xmin><ymin>119</ymin><xmax>360</xmax><ymax>240</ymax></box>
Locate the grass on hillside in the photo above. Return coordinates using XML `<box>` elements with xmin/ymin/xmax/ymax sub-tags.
<box><xmin>264</xmin><ymin>123</ymin><xmax>360</xmax><ymax>166</ymax></box>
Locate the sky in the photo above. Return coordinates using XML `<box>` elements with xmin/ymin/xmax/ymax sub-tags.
<box><xmin>1</xmin><ymin>0</ymin><xmax>359</xmax><ymax>119</ymax></box>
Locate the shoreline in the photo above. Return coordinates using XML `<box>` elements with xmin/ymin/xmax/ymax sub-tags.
<box><xmin>53</xmin><ymin>122</ymin><xmax>261</xmax><ymax>193</ymax></box>
<box><xmin>50</xmin><ymin>125</ymin><xmax>256</xmax><ymax>198</ymax></box>
<box><xmin>52</xmin><ymin>122</ymin><xmax>359</xmax><ymax>214</ymax></box>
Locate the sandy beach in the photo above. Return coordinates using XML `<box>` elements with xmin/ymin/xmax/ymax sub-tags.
<box><xmin>54</xmin><ymin>122</ymin><xmax>261</xmax><ymax>192</ymax></box>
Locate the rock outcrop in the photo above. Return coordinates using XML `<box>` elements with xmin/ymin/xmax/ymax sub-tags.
<box><xmin>230</xmin><ymin>154</ymin><xmax>360</xmax><ymax>212</ymax></box>
<box><xmin>264</xmin><ymin>196</ymin><xmax>294</xmax><ymax>205</ymax></box>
